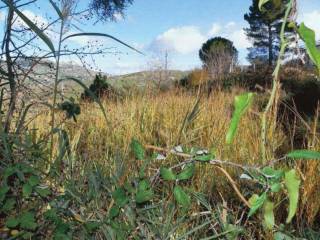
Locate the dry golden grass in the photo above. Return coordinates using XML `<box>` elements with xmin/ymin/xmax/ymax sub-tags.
<box><xmin>32</xmin><ymin>88</ymin><xmax>320</xmax><ymax>232</ymax></box>
<box><xmin>34</xmin><ymin>88</ymin><xmax>285</xmax><ymax>195</ymax></box>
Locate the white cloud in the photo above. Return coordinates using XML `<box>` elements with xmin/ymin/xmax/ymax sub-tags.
<box><xmin>150</xmin><ymin>26</ymin><xmax>206</xmax><ymax>54</ymax></box>
<box><xmin>207</xmin><ymin>22</ymin><xmax>251</xmax><ymax>49</ymax></box>
<box><xmin>227</xmin><ymin>29</ymin><xmax>251</xmax><ymax>49</ymax></box>
<box><xmin>208</xmin><ymin>23</ymin><xmax>222</xmax><ymax>36</ymax></box>
<box><xmin>113</xmin><ymin>12</ymin><xmax>124</xmax><ymax>22</ymax></box>
<box><xmin>300</xmin><ymin>10</ymin><xmax>320</xmax><ymax>40</ymax></box>
<box><xmin>226</xmin><ymin>21</ymin><xmax>236</xmax><ymax>29</ymax></box>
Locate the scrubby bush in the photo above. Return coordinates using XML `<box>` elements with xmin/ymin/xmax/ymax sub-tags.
<box><xmin>81</xmin><ymin>74</ymin><xmax>115</xmax><ymax>100</ymax></box>
<box><xmin>178</xmin><ymin>69</ymin><xmax>209</xmax><ymax>89</ymax></box>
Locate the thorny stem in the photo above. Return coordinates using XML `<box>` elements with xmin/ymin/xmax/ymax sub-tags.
<box><xmin>261</xmin><ymin>0</ymin><xmax>293</xmax><ymax>163</ymax></box>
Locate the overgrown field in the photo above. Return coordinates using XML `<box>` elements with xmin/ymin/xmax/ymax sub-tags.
<box><xmin>30</xmin><ymin>88</ymin><xmax>320</xmax><ymax>239</ymax></box>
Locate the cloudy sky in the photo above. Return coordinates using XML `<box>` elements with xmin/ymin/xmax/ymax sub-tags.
<box><xmin>0</xmin><ymin>0</ymin><xmax>319</xmax><ymax>75</ymax></box>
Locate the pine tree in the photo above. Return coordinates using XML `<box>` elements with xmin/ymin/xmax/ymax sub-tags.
<box><xmin>244</xmin><ymin>0</ymin><xmax>287</xmax><ymax>66</ymax></box>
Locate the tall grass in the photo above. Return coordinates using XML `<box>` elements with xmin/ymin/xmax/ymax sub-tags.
<box><xmin>35</xmin><ymin>88</ymin><xmax>285</xmax><ymax>196</ymax></box>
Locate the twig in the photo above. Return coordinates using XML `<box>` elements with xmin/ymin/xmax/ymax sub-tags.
<box><xmin>146</xmin><ymin>144</ymin><xmax>251</xmax><ymax>208</ymax></box>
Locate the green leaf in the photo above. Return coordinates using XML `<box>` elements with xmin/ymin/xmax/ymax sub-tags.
<box><xmin>173</xmin><ymin>186</ymin><xmax>191</xmax><ymax>208</ymax></box>
<box><xmin>298</xmin><ymin>23</ymin><xmax>320</xmax><ymax>73</ymax></box>
<box><xmin>130</xmin><ymin>138</ymin><xmax>145</xmax><ymax>160</ymax></box>
<box><xmin>49</xmin><ymin>0</ymin><xmax>63</xmax><ymax>19</ymax></box>
<box><xmin>135</xmin><ymin>189</ymin><xmax>154</xmax><ymax>204</ymax></box>
<box><xmin>112</xmin><ymin>188</ymin><xmax>128</xmax><ymax>207</ymax></box>
<box><xmin>22</xmin><ymin>183</ymin><xmax>33</xmax><ymax>198</ymax></box>
<box><xmin>62</xmin><ymin>33</ymin><xmax>144</xmax><ymax>55</ymax></box>
<box><xmin>274</xmin><ymin>232</ymin><xmax>293</xmax><ymax>240</ymax></box>
<box><xmin>28</xmin><ymin>175</ymin><xmax>40</xmax><ymax>187</ymax></box>
<box><xmin>35</xmin><ymin>186</ymin><xmax>51</xmax><ymax>197</ymax></box>
<box><xmin>5</xmin><ymin>217</ymin><xmax>19</xmax><ymax>228</ymax></box>
<box><xmin>0</xmin><ymin>185</ymin><xmax>9</xmax><ymax>202</ymax></box>
<box><xmin>177</xmin><ymin>164</ymin><xmax>195</xmax><ymax>180</ymax></box>
<box><xmin>284</xmin><ymin>170</ymin><xmax>300</xmax><ymax>223</ymax></box>
<box><xmin>248</xmin><ymin>192</ymin><xmax>267</xmax><ymax>217</ymax></box>
<box><xmin>85</xmin><ymin>221</ymin><xmax>101</xmax><ymax>233</ymax></box>
<box><xmin>2</xmin><ymin>198</ymin><xmax>16</xmax><ymax>212</ymax></box>
<box><xmin>194</xmin><ymin>153</ymin><xmax>214</xmax><ymax>162</ymax></box>
<box><xmin>271</xmin><ymin>183</ymin><xmax>281</xmax><ymax>193</ymax></box>
<box><xmin>287</xmin><ymin>150</ymin><xmax>320</xmax><ymax>160</ymax></box>
<box><xmin>109</xmin><ymin>206</ymin><xmax>120</xmax><ymax>218</ymax></box>
<box><xmin>259</xmin><ymin>0</ymin><xmax>271</xmax><ymax>11</ymax></box>
<box><xmin>2</xmin><ymin>0</ymin><xmax>55</xmax><ymax>55</ymax></box>
<box><xmin>262</xmin><ymin>167</ymin><xmax>284</xmax><ymax>180</ymax></box>
<box><xmin>160</xmin><ymin>167</ymin><xmax>176</xmax><ymax>181</ymax></box>
<box><xmin>263</xmin><ymin>200</ymin><xmax>275</xmax><ymax>230</ymax></box>
<box><xmin>138</xmin><ymin>180</ymin><xmax>150</xmax><ymax>192</ymax></box>
<box><xmin>20</xmin><ymin>212</ymin><xmax>37</xmax><ymax>230</ymax></box>
<box><xmin>226</xmin><ymin>93</ymin><xmax>254</xmax><ymax>144</ymax></box>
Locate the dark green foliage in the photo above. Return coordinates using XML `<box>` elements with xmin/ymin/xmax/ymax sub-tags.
<box><xmin>199</xmin><ymin>37</ymin><xmax>238</xmax><ymax>71</ymax></box>
<box><xmin>90</xmin><ymin>0</ymin><xmax>133</xmax><ymax>21</ymax></box>
<box><xmin>58</xmin><ymin>98</ymin><xmax>81</xmax><ymax>122</ymax></box>
<box><xmin>81</xmin><ymin>74</ymin><xmax>114</xmax><ymax>100</ymax></box>
<box><xmin>281</xmin><ymin>77</ymin><xmax>320</xmax><ymax>117</ymax></box>
<box><xmin>244</xmin><ymin>0</ymin><xmax>288</xmax><ymax>65</ymax></box>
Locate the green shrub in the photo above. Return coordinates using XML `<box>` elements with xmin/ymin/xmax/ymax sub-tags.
<box><xmin>81</xmin><ymin>74</ymin><xmax>115</xmax><ymax>100</ymax></box>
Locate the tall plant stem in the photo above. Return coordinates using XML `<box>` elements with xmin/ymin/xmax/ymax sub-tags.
<box><xmin>261</xmin><ymin>0</ymin><xmax>293</xmax><ymax>162</ymax></box>
<box><xmin>50</xmin><ymin>19</ymin><xmax>64</xmax><ymax>161</ymax></box>
<box><xmin>4</xmin><ymin>2</ymin><xmax>15</xmax><ymax>134</ymax></box>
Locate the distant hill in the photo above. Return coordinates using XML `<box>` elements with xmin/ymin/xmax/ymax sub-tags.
<box><xmin>108</xmin><ymin>70</ymin><xmax>189</xmax><ymax>90</ymax></box>
<box><xmin>14</xmin><ymin>60</ymin><xmax>189</xmax><ymax>98</ymax></box>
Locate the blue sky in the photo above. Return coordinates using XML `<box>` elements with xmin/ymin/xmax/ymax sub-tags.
<box><xmin>1</xmin><ymin>0</ymin><xmax>320</xmax><ymax>75</ymax></box>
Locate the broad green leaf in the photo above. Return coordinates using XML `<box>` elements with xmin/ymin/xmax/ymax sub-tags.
<box><xmin>112</xmin><ymin>188</ymin><xmax>128</xmax><ymax>207</ymax></box>
<box><xmin>130</xmin><ymin>138</ymin><xmax>145</xmax><ymax>160</ymax></box>
<box><xmin>287</xmin><ymin>150</ymin><xmax>320</xmax><ymax>160</ymax></box>
<box><xmin>284</xmin><ymin>170</ymin><xmax>300</xmax><ymax>223</ymax></box>
<box><xmin>0</xmin><ymin>185</ymin><xmax>9</xmax><ymax>202</ymax></box>
<box><xmin>85</xmin><ymin>221</ymin><xmax>101</xmax><ymax>233</ymax></box>
<box><xmin>274</xmin><ymin>232</ymin><xmax>293</xmax><ymax>240</ymax></box>
<box><xmin>35</xmin><ymin>186</ymin><xmax>51</xmax><ymax>197</ymax></box>
<box><xmin>62</xmin><ymin>33</ymin><xmax>144</xmax><ymax>55</ymax></box>
<box><xmin>5</xmin><ymin>217</ymin><xmax>19</xmax><ymax>228</ymax></box>
<box><xmin>262</xmin><ymin>167</ymin><xmax>284</xmax><ymax>180</ymax></box>
<box><xmin>2</xmin><ymin>198</ymin><xmax>16</xmax><ymax>212</ymax></box>
<box><xmin>138</xmin><ymin>180</ymin><xmax>150</xmax><ymax>191</ymax></box>
<box><xmin>226</xmin><ymin>93</ymin><xmax>254</xmax><ymax>144</ymax></box>
<box><xmin>173</xmin><ymin>186</ymin><xmax>191</xmax><ymax>208</ymax></box>
<box><xmin>109</xmin><ymin>206</ymin><xmax>120</xmax><ymax>218</ymax></box>
<box><xmin>298</xmin><ymin>23</ymin><xmax>320</xmax><ymax>73</ymax></box>
<box><xmin>22</xmin><ymin>183</ymin><xmax>32</xmax><ymax>198</ymax></box>
<box><xmin>160</xmin><ymin>167</ymin><xmax>176</xmax><ymax>181</ymax></box>
<box><xmin>28</xmin><ymin>175</ymin><xmax>40</xmax><ymax>187</ymax></box>
<box><xmin>20</xmin><ymin>212</ymin><xmax>37</xmax><ymax>230</ymax></box>
<box><xmin>49</xmin><ymin>0</ymin><xmax>63</xmax><ymax>19</ymax></box>
<box><xmin>194</xmin><ymin>153</ymin><xmax>214</xmax><ymax>162</ymax></box>
<box><xmin>177</xmin><ymin>164</ymin><xmax>195</xmax><ymax>180</ymax></box>
<box><xmin>263</xmin><ymin>200</ymin><xmax>275</xmax><ymax>230</ymax></box>
<box><xmin>271</xmin><ymin>183</ymin><xmax>281</xmax><ymax>193</ymax></box>
<box><xmin>248</xmin><ymin>192</ymin><xmax>267</xmax><ymax>217</ymax></box>
<box><xmin>259</xmin><ymin>0</ymin><xmax>270</xmax><ymax>10</ymax></box>
<box><xmin>2</xmin><ymin>0</ymin><xmax>55</xmax><ymax>55</ymax></box>
<box><xmin>135</xmin><ymin>189</ymin><xmax>154</xmax><ymax>204</ymax></box>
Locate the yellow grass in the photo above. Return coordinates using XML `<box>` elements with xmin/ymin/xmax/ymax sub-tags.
<box><xmin>33</xmin><ymin>88</ymin><xmax>320</xmax><ymax>229</ymax></box>
<box><xmin>35</xmin><ymin>89</ymin><xmax>285</xmax><ymax>194</ymax></box>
